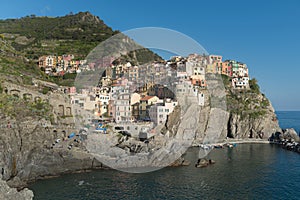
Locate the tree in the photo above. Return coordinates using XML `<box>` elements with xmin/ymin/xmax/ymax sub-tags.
<box><xmin>249</xmin><ymin>78</ymin><xmax>260</xmax><ymax>93</ymax></box>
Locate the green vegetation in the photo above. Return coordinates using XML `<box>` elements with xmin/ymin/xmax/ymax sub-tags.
<box><xmin>46</xmin><ymin>73</ymin><xmax>77</xmax><ymax>87</ymax></box>
<box><xmin>221</xmin><ymin>74</ymin><xmax>231</xmax><ymax>89</ymax></box>
<box><xmin>0</xmin><ymin>12</ymin><xmax>115</xmax><ymax>57</ymax></box>
<box><xmin>123</xmin><ymin>49</ymin><xmax>163</xmax><ymax>66</ymax></box>
<box><xmin>249</xmin><ymin>78</ymin><xmax>260</xmax><ymax>93</ymax></box>
<box><xmin>0</xmin><ymin>94</ymin><xmax>52</xmax><ymax>120</ymax></box>
<box><xmin>0</xmin><ymin>36</ymin><xmax>45</xmax><ymax>85</ymax></box>
<box><xmin>40</xmin><ymin>86</ymin><xmax>50</xmax><ymax>94</ymax></box>
<box><xmin>0</xmin><ymin>12</ymin><xmax>162</xmax><ymax>63</ymax></box>
<box><xmin>223</xmin><ymin>75</ymin><xmax>270</xmax><ymax>119</ymax></box>
<box><xmin>0</xmin><ymin>12</ymin><xmax>162</xmax><ymax>87</ymax></box>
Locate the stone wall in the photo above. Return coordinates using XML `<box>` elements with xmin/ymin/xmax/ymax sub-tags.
<box><xmin>2</xmin><ymin>82</ymin><xmax>73</xmax><ymax>118</ymax></box>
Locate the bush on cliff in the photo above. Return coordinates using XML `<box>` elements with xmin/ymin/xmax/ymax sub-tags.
<box><xmin>249</xmin><ymin>78</ymin><xmax>260</xmax><ymax>93</ymax></box>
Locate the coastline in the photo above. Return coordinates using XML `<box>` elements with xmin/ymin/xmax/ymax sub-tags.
<box><xmin>27</xmin><ymin>140</ymin><xmax>270</xmax><ymax>183</ymax></box>
<box><xmin>193</xmin><ymin>138</ymin><xmax>270</xmax><ymax>147</ymax></box>
<box><xmin>222</xmin><ymin>139</ymin><xmax>270</xmax><ymax>144</ymax></box>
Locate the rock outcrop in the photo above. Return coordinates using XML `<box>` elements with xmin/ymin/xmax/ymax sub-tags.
<box><xmin>227</xmin><ymin>102</ymin><xmax>281</xmax><ymax>140</ymax></box>
<box><xmin>0</xmin><ymin>76</ymin><xmax>282</xmax><ymax>189</ymax></box>
<box><xmin>0</xmin><ymin>117</ymin><xmax>104</xmax><ymax>189</ymax></box>
<box><xmin>0</xmin><ymin>175</ymin><xmax>33</xmax><ymax>200</ymax></box>
<box><xmin>282</xmin><ymin>128</ymin><xmax>300</xmax><ymax>142</ymax></box>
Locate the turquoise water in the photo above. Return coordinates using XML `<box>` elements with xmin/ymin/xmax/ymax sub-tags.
<box><xmin>29</xmin><ymin>111</ymin><xmax>300</xmax><ymax>200</ymax></box>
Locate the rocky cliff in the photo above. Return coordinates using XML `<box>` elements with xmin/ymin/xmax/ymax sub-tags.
<box><xmin>164</xmin><ymin>75</ymin><xmax>282</xmax><ymax>146</ymax></box>
<box><xmin>0</xmin><ymin>175</ymin><xmax>33</xmax><ymax>200</ymax></box>
<box><xmin>0</xmin><ymin>75</ymin><xmax>282</xmax><ymax>190</ymax></box>
<box><xmin>0</xmin><ymin>117</ymin><xmax>105</xmax><ymax>189</ymax></box>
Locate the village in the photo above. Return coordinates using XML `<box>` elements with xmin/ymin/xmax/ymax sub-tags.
<box><xmin>38</xmin><ymin>53</ymin><xmax>250</xmax><ymax>139</ymax></box>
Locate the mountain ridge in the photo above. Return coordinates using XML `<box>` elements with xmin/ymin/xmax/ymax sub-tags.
<box><xmin>0</xmin><ymin>11</ymin><xmax>161</xmax><ymax>62</ymax></box>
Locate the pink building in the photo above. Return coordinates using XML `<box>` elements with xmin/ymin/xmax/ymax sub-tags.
<box><xmin>69</xmin><ymin>87</ymin><xmax>76</xmax><ymax>94</ymax></box>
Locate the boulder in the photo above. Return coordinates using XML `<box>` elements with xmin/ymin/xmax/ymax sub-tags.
<box><xmin>283</xmin><ymin>128</ymin><xmax>300</xmax><ymax>142</ymax></box>
<box><xmin>169</xmin><ymin>157</ymin><xmax>190</xmax><ymax>167</ymax></box>
<box><xmin>195</xmin><ymin>158</ymin><xmax>216</xmax><ymax>168</ymax></box>
<box><xmin>0</xmin><ymin>175</ymin><xmax>34</xmax><ymax>200</ymax></box>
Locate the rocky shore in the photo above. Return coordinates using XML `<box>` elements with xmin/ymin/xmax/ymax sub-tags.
<box><xmin>0</xmin><ymin>77</ymin><xmax>283</xmax><ymax>192</ymax></box>
<box><xmin>0</xmin><ymin>102</ymin><xmax>282</xmax><ymax>188</ymax></box>
<box><xmin>269</xmin><ymin>128</ymin><xmax>300</xmax><ymax>153</ymax></box>
<box><xmin>0</xmin><ymin>175</ymin><xmax>33</xmax><ymax>200</ymax></box>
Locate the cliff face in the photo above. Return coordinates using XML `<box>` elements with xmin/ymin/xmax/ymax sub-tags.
<box><xmin>0</xmin><ymin>78</ymin><xmax>281</xmax><ymax>188</ymax></box>
<box><xmin>165</xmin><ymin>77</ymin><xmax>281</xmax><ymax>145</ymax></box>
<box><xmin>166</xmin><ymin>97</ymin><xmax>280</xmax><ymax>146</ymax></box>
<box><xmin>0</xmin><ymin>117</ymin><xmax>104</xmax><ymax>188</ymax></box>
<box><xmin>227</xmin><ymin>103</ymin><xmax>280</xmax><ymax>139</ymax></box>
<box><xmin>0</xmin><ymin>96</ymin><xmax>280</xmax><ymax>189</ymax></box>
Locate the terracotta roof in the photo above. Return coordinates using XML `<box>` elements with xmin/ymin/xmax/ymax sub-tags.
<box><xmin>140</xmin><ymin>96</ymin><xmax>156</xmax><ymax>101</ymax></box>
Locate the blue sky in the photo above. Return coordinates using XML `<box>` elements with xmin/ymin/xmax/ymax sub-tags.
<box><xmin>0</xmin><ymin>0</ymin><xmax>299</xmax><ymax>110</ymax></box>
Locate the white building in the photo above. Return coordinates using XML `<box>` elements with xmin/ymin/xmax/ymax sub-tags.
<box><xmin>110</xmin><ymin>85</ymin><xmax>129</xmax><ymax>100</ymax></box>
<box><xmin>96</xmin><ymin>94</ymin><xmax>110</xmax><ymax>116</ymax></box>
<box><xmin>71</xmin><ymin>93</ymin><xmax>98</xmax><ymax>114</ymax></box>
<box><xmin>115</xmin><ymin>93</ymin><xmax>131</xmax><ymax>123</ymax></box>
<box><xmin>176</xmin><ymin>80</ymin><xmax>194</xmax><ymax>97</ymax></box>
<box><xmin>232</xmin><ymin>77</ymin><xmax>250</xmax><ymax>89</ymax></box>
<box><xmin>238</xmin><ymin>65</ymin><xmax>249</xmax><ymax>77</ymax></box>
<box><xmin>185</xmin><ymin>61</ymin><xmax>194</xmax><ymax>76</ymax></box>
<box><xmin>198</xmin><ymin>92</ymin><xmax>205</xmax><ymax>106</ymax></box>
<box><xmin>149</xmin><ymin>99</ymin><xmax>178</xmax><ymax>125</ymax></box>
<box><xmin>176</xmin><ymin>71</ymin><xmax>188</xmax><ymax>79</ymax></box>
<box><xmin>186</xmin><ymin>61</ymin><xmax>206</xmax><ymax>77</ymax></box>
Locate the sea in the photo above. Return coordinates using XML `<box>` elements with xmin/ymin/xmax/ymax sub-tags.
<box><xmin>29</xmin><ymin>111</ymin><xmax>300</xmax><ymax>200</ymax></box>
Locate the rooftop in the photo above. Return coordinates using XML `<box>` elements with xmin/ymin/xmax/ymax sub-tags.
<box><xmin>140</xmin><ymin>96</ymin><xmax>156</xmax><ymax>101</ymax></box>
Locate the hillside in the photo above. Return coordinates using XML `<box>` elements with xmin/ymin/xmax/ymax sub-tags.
<box><xmin>0</xmin><ymin>12</ymin><xmax>162</xmax><ymax>87</ymax></box>
<box><xmin>0</xmin><ymin>38</ymin><xmax>44</xmax><ymax>85</ymax></box>
<box><xmin>0</xmin><ymin>11</ymin><xmax>161</xmax><ymax>62</ymax></box>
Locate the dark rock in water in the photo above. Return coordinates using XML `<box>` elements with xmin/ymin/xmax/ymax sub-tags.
<box><xmin>169</xmin><ymin>157</ymin><xmax>190</xmax><ymax>167</ymax></box>
<box><xmin>209</xmin><ymin>159</ymin><xmax>216</xmax><ymax>164</ymax></box>
<box><xmin>283</xmin><ymin>128</ymin><xmax>300</xmax><ymax>142</ymax></box>
<box><xmin>269</xmin><ymin>128</ymin><xmax>300</xmax><ymax>153</ymax></box>
<box><xmin>195</xmin><ymin>158</ymin><xmax>215</xmax><ymax>168</ymax></box>
<box><xmin>195</xmin><ymin>159</ymin><xmax>209</xmax><ymax>168</ymax></box>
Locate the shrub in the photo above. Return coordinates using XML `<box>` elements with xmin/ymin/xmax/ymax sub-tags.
<box><xmin>249</xmin><ymin>78</ymin><xmax>260</xmax><ymax>93</ymax></box>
